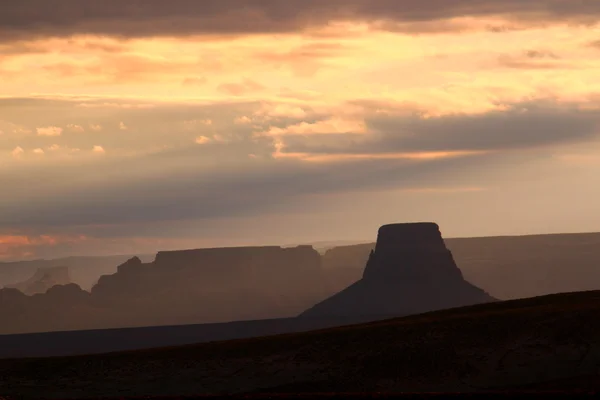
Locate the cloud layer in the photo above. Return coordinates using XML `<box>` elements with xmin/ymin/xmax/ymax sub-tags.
<box><xmin>2</xmin><ymin>0</ymin><xmax>600</xmax><ymax>41</ymax></box>
<box><xmin>2</xmin><ymin>0</ymin><xmax>600</xmax><ymax>260</ymax></box>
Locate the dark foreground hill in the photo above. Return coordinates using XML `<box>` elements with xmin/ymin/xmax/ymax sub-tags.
<box><xmin>0</xmin><ymin>315</ymin><xmax>388</xmax><ymax>359</ymax></box>
<box><xmin>3</xmin><ymin>290</ymin><xmax>600</xmax><ymax>398</ymax></box>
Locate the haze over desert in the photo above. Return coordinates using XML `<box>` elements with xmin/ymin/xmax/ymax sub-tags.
<box><xmin>2</xmin><ymin>0</ymin><xmax>600</xmax><ymax>398</ymax></box>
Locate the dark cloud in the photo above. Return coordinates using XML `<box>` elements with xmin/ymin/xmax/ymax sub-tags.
<box><xmin>2</xmin><ymin>96</ymin><xmax>600</xmax><ymax>239</ymax></box>
<box><xmin>1</xmin><ymin>0</ymin><xmax>599</xmax><ymax>42</ymax></box>
<box><xmin>589</xmin><ymin>39</ymin><xmax>600</xmax><ymax>49</ymax></box>
<box><xmin>281</xmin><ymin>99</ymin><xmax>600</xmax><ymax>154</ymax></box>
<box><xmin>496</xmin><ymin>53</ymin><xmax>569</xmax><ymax>70</ymax></box>
<box><xmin>0</xmin><ymin>150</ymin><xmax>488</xmax><ymax>232</ymax></box>
<box><xmin>492</xmin><ymin>50</ymin><xmax>564</xmax><ymax>71</ymax></box>
<box><xmin>525</xmin><ymin>50</ymin><xmax>560</xmax><ymax>59</ymax></box>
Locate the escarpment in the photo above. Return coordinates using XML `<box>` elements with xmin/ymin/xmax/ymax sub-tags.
<box><xmin>300</xmin><ymin>223</ymin><xmax>495</xmax><ymax>319</ymax></box>
<box><xmin>1</xmin><ymin>246</ymin><xmax>330</xmax><ymax>334</ymax></box>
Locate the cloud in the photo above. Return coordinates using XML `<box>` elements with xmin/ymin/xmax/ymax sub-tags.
<box><xmin>195</xmin><ymin>136</ymin><xmax>211</xmax><ymax>145</ymax></box>
<box><xmin>39</xmin><ymin>55</ymin><xmax>180</xmax><ymax>84</ymax></box>
<box><xmin>217</xmin><ymin>79</ymin><xmax>265</xmax><ymax>96</ymax></box>
<box><xmin>524</xmin><ymin>50</ymin><xmax>560</xmax><ymax>59</ymax></box>
<box><xmin>12</xmin><ymin>125</ymin><xmax>32</xmax><ymax>135</ymax></box>
<box><xmin>253</xmin><ymin>42</ymin><xmax>355</xmax><ymax>76</ymax></box>
<box><xmin>0</xmin><ymin>234</ymin><xmax>88</xmax><ymax>260</ymax></box>
<box><xmin>32</xmin><ymin>148</ymin><xmax>45</xmax><ymax>155</ymax></box>
<box><xmin>119</xmin><ymin>121</ymin><xmax>128</xmax><ymax>130</ymax></box>
<box><xmin>496</xmin><ymin>53</ymin><xmax>570</xmax><ymax>70</ymax></box>
<box><xmin>10</xmin><ymin>146</ymin><xmax>24</xmax><ymax>158</ymax></box>
<box><xmin>89</xmin><ymin>124</ymin><xmax>102</xmax><ymax>131</ymax></box>
<box><xmin>92</xmin><ymin>145</ymin><xmax>105</xmax><ymax>153</ymax></box>
<box><xmin>66</xmin><ymin>124</ymin><xmax>85</xmax><ymax>132</ymax></box>
<box><xmin>255</xmin><ymin>103</ymin><xmax>309</xmax><ymax>119</ymax></box>
<box><xmin>78</xmin><ymin>103</ymin><xmax>155</xmax><ymax>109</ymax></box>
<box><xmin>234</xmin><ymin>116</ymin><xmax>252</xmax><ymax>124</ymax></box>
<box><xmin>0</xmin><ymin>37</ymin><xmax>127</xmax><ymax>59</ymax></box>
<box><xmin>279</xmin><ymin>99</ymin><xmax>600</xmax><ymax>157</ymax></box>
<box><xmin>183</xmin><ymin>119</ymin><xmax>213</xmax><ymax>131</ymax></box>
<box><xmin>2</xmin><ymin>95</ymin><xmax>600</xmax><ymax>242</ymax></box>
<box><xmin>2</xmin><ymin>0</ymin><xmax>600</xmax><ymax>41</ymax></box>
<box><xmin>588</xmin><ymin>39</ymin><xmax>600</xmax><ymax>49</ymax></box>
<box><xmin>182</xmin><ymin>77</ymin><xmax>207</xmax><ymax>87</ymax></box>
<box><xmin>36</xmin><ymin>126</ymin><xmax>63</xmax><ymax>136</ymax></box>
<box><xmin>260</xmin><ymin>117</ymin><xmax>368</xmax><ymax>136</ymax></box>
<box><xmin>48</xmin><ymin>145</ymin><xmax>81</xmax><ymax>154</ymax></box>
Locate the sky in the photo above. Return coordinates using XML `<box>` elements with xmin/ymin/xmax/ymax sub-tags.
<box><xmin>2</xmin><ymin>0</ymin><xmax>600</xmax><ymax>260</ymax></box>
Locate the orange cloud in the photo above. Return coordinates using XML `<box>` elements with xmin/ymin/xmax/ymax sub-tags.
<box><xmin>66</xmin><ymin>124</ymin><xmax>85</xmax><ymax>132</ymax></box>
<box><xmin>261</xmin><ymin>117</ymin><xmax>367</xmax><ymax>136</ymax></box>
<box><xmin>10</xmin><ymin>146</ymin><xmax>24</xmax><ymax>158</ymax></box>
<box><xmin>195</xmin><ymin>136</ymin><xmax>211</xmax><ymax>145</ymax></box>
<box><xmin>278</xmin><ymin>151</ymin><xmax>487</xmax><ymax>163</ymax></box>
<box><xmin>182</xmin><ymin>77</ymin><xmax>207</xmax><ymax>86</ymax></box>
<box><xmin>271</xmin><ymin>135</ymin><xmax>487</xmax><ymax>162</ymax></box>
<box><xmin>0</xmin><ymin>235</ymin><xmax>32</xmax><ymax>246</ymax></box>
<box><xmin>36</xmin><ymin>126</ymin><xmax>63</xmax><ymax>136</ymax></box>
<box><xmin>217</xmin><ymin>79</ymin><xmax>265</xmax><ymax>96</ymax></box>
<box><xmin>0</xmin><ymin>234</ymin><xmax>89</xmax><ymax>260</ymax></box>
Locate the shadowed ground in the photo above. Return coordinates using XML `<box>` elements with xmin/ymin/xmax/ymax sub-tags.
<box><xmin>2</xmin><ymin>290</ymin><xmax>600</xmax><ymax>398</ymax></box>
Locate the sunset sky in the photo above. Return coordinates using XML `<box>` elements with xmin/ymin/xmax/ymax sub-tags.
<box><xmin>2</xmin><ymin>0</ymin><xmax>600</xmax><ymax>260</ymax></box>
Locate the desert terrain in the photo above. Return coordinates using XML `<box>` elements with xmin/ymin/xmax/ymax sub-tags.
<box><xmin>2</xmin><ymin>289</ymin><xmax>600</xmax><ymax>398</ymax></box>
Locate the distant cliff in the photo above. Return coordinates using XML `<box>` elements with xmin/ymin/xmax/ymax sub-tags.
<box><xmin>0</xmin><ymin>245</ymin><xmax>331</xmax><ymax>334</ymax></box>
<box><xmin>90</xmin><ymin>245</ymin><xmax>330</xmax><ymax>325</ymax></box>
<box><xmin>300</xmin><ymin>223</ymin><xmax>495</xmax><ymax>318</ymax></box>
<box><xmin>320</xmin><ymin>232</ymin><xmax>600</xmax><ymax>300</ymax></box>
<box><xmin>0</xmin><ymin>254</ymin><xmax>154</xmax><ymax>291</ymax></box>
<box><xmin>5</xmin><ymin>266</ymin><xmax>71</xmax><ymax>295</ymax></box>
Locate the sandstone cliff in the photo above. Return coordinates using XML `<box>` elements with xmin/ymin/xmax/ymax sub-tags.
<box><xmin>300</xmin><ymin>223</ymin><xmax>495</xmax><ymax>318</ymax></box>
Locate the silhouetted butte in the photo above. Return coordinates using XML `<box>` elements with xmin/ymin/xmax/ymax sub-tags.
<box><xmin>300</xmin><ymin>222</ymin><xmax>495</xmax><ymax>318</ymax></box>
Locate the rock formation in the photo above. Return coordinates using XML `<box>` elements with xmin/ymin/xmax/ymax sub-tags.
<box><xmin>0</xmin><ymin>255</ymin><xmax>155</xmax><ymax>292</ymax></box>
<box><xmin>320</xmin><ymin>231</ymin><xmax>600</xmax><ymax>300</ymax></box>
<box><xmin>90</xmin><ymin>246</ymin><xmax>330</xmax><ymax>325</ymax></box>
<box><xmin>6</xmin><ymin>266</ymin><xmax>71</xmax><ymax>295</ymax></box>
<box><xmin>300</xmin><ymin>223</ymin><xmax>495</xmax><ymax>319</ymax></box>
<box><xmin>0</xmin><ymin>245</ymin><xmax>333</xmax><ymax>334</ymax></box>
